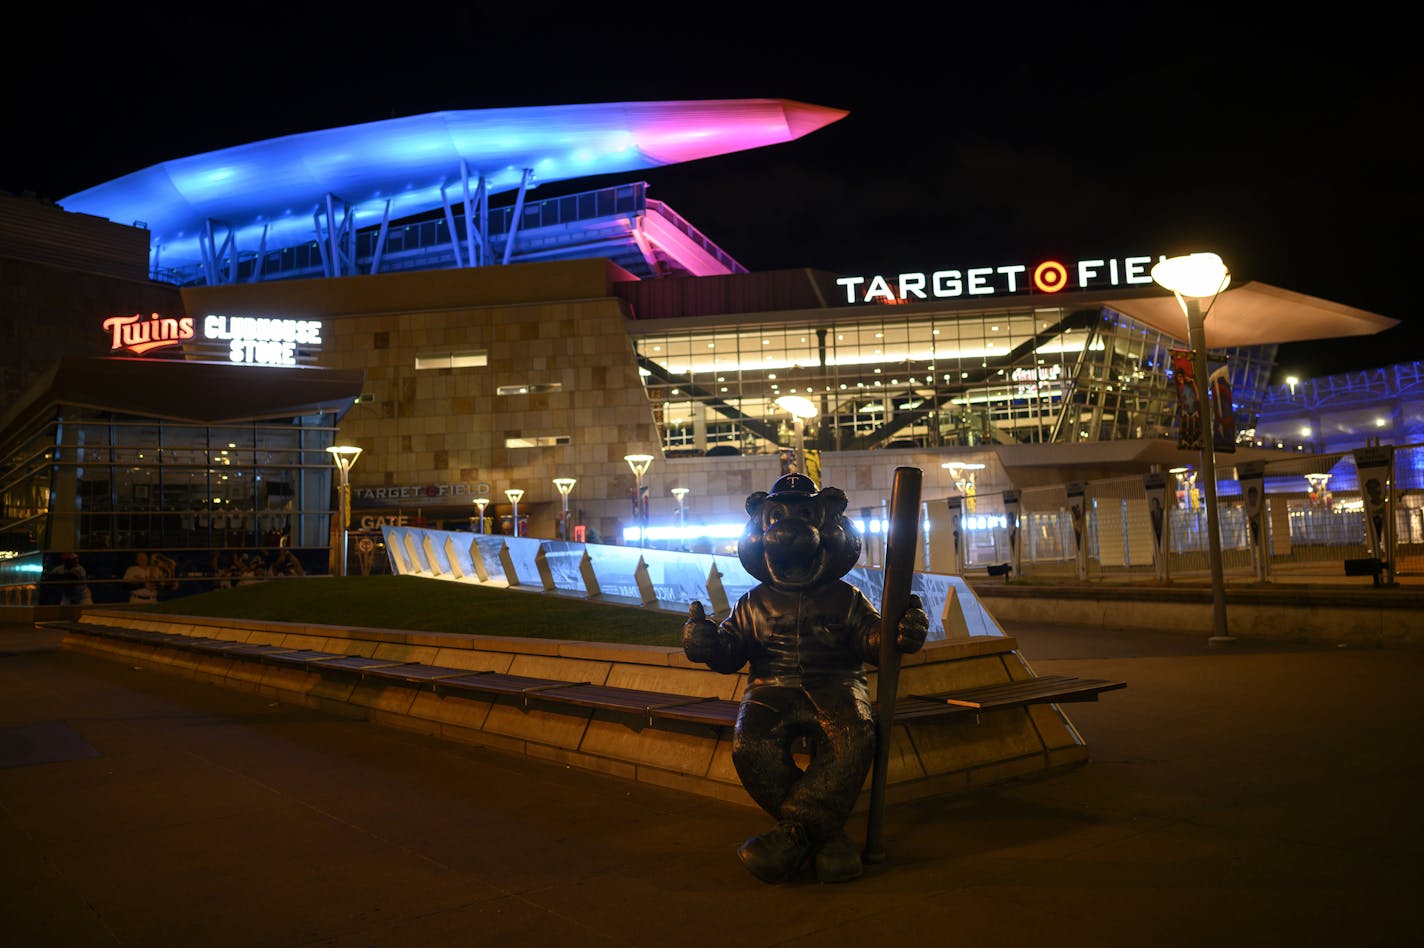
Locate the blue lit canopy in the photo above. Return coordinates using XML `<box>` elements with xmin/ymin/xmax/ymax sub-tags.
<box><xmin>59</xmin><ymin>99</ymin><xmax>846</xmax><ymax>274</ymax></box>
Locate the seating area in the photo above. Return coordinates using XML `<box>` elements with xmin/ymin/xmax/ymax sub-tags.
<box><xmin>47</xmin><ymin>618</ymin><xmax>1124</xmax><ymax>728</ymax></box>
<box><xmin>49</xmin><ymin>609</ymin><xmax>1124</xmax><ymax>808</ymax></box>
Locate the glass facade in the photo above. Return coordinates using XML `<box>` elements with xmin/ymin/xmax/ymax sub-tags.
<box><xmin>1</xmin><ymin>406</ymin><xmax>342</xmax><ymax>605</ymax></box>
<box><xmin>632</xmin><ymin>305</ymin><xmax>1276</xmax><ymax>456</ymax></box>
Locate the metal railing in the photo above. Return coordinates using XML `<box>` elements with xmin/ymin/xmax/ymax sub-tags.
<box><xmin>953</xmin><ymin>442</ymin><xmax>1423</xmax><ymax>584</ymax></box>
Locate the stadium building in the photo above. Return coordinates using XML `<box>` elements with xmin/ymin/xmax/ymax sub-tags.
<box><xmin>0</xmin><ymin>99</ymin><xmax>1400</xmax><ymax>603</ymax></box>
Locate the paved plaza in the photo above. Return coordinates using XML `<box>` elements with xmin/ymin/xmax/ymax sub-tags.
<box><xmin>2</xmin><ymin>607</ymin><xmax>1421</xmax><ymax>946</ymax></box>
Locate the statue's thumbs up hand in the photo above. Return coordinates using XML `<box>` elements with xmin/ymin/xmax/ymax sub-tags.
<box><xmin>683</xmin><ymin>600</ymin><xmax>719</xmax><ymax>663</ymax></box>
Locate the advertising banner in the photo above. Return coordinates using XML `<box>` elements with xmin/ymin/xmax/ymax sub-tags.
<box><xmin>804</xmin><ymin>448</ymin><xmax>822</xmax><ymax>489</ymax></box>
<box><xmin>1171</xmin><ymin>349</ymin><xmax>1201</xmax><ymax>451</ymax></box>
<box><xmin>945</xmin><ymin>495</ymin><xmax>964</xmax><ymax>575</ymax></box>
<box><xmin>1236</xmin><ymin>460</ymin><xmax>1269</xmax><ymax>581</ymax></box>
<box><xmin>1002</xmin><ymin>489</ymin><xmax>1021</xmax><ymax>576</ymax></box>
<box><xmin>1209</xmin><ymin>365</ymin><xmax>1237</xmax><ymax>453</ymax></box>
<box><xmin>1142</xmin><ymin>470</ymin><xmax>1172</xmax><ymax>581</ymax></box>
<box><xmin>1066</xmin><ymin>481</ymin><xmax>1088</xmax><ymax>580</ymax></box>
<box><xmin>1353</xmin><ymin>446</ymin><xmax>1395</xmax><ymax>577</ymax></box>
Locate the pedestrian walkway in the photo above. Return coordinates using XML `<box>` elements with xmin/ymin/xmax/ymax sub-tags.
<box><xmin>1</xmin><ymin>617</ymin><xmax>1419</xmax><ymax>946</ymax></box>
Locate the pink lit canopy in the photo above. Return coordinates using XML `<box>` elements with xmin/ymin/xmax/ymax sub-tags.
<box><xmin>59</xmin><ymin>99</ymin><xmax>848</xmax><ymax>272</ymax></box>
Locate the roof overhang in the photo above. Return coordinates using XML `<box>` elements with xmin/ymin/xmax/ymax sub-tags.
<box><xmin>0</xmin><ymin>357</ymin><xmax>365</xmax><ymax>446</ymax></box>
<box><xmin>989</xmin><ymin>439</ymin><xmax>1296</xmax><ymax>487</ymax></box>
<box><xmin>1104</xmin><ymin>281</ymin><xmax>1397</xmax><ymax>348</ymax></box>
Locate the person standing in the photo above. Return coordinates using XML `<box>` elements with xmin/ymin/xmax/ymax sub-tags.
<box><xmin>124</xmin><ymin>552</ymin><xmax>158</xmax><ymax>603</ymax></box>
<box><xmin>47</xmin><ymin>553</ymin><xmax>93</xmax><ymax>605</ymax></box>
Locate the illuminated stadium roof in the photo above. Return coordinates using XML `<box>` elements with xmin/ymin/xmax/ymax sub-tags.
<box><xmin>58</xmin><ymin>99</ymin><xmax>847</xmax><ymax>276</ymax></box>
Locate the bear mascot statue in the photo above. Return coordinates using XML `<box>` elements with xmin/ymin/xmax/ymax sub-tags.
<box><xmin>683</xmin><ymin>472</ymin><xmax>928</xmax><ymax>883</ymax></box>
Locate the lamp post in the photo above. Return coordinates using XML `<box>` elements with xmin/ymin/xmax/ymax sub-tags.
<box><xmin>671</xmin><ymin>487</ymin><xmax>689</xmax><ymax>550</ymax></box>
<box><xmin>624</xmin><ymin>454</ymin><xmax>654</xmax><ymax>546</ymax></box>
<box><xmin>553</xmin><ymin>478</ymin><xmax>577</xmax><ymax>539</ymax></box>
<box><xmin>472</xmin><ymin>497</ymin><xmax>489</xmax><ymax>533</ymax></box>
<box><xmin>326</xmin><ymin>444</ymin><xmax>362</xmax><ymax>577</ymax></box>
<box><xmin>505</xmin><ymin>488</ymin><xmax>524</xmax><ymax>536</ymax></box>
<box><xmin>774</xmin><ymin>395</ymin><xmax>819</xmax><ymax>480</ymax></box>
<box><xmin>1152</xmin><ymin>252</ymin><xmax>1232</xmax><ymax>645</ymax></box>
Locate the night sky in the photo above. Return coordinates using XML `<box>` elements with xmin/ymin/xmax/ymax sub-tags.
<box><xmin>6</xmin><ymin>13</ymin><xmax>1419</xmax><ymax>382</ymax></box>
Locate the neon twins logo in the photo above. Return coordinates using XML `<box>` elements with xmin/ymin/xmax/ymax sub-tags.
<box><xmin>103</xmin><ymin>313</ymin><xmax>195</xmax><ymax>355</ymax></box>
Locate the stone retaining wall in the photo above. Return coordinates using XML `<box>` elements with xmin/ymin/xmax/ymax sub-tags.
<box><xmin>970</xmin><ymin>582</ymin><xmax>1424</xmax><ymax>647</ymax></box>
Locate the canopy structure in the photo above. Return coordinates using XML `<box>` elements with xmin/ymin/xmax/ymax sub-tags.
<box><xmin>0</xmin><ymin>357</ymin><xmax>366</xmax><ymax>444</ymax></box>
<box><xmin>58</xmin><ymin>99</ymin><xmax>847</xmax><ymax>279</ymax></box>
<box><xmin>1106</xmin><ymin>281</ymin><xmax>1398</xmax><ymax>348</ymax></box>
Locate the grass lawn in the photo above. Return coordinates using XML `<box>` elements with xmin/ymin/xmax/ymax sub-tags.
<box><xmin>136</xmin><ymin>575</ymin><xmax>684</xmax><ymax>647</ymax></box>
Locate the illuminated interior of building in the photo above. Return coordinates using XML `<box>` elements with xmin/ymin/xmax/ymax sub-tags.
<box><xmin>633</xmin><ymin>304</ymin><xmax>1279</xmax><ymax>455</ymax></box>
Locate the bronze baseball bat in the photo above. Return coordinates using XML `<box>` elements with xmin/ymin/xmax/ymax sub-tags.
<box><xmin>862</xmin><ymin>465</ymin><xmax>923</xmax><ymax>864</ymax></box>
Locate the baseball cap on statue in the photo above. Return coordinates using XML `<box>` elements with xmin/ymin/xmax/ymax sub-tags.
<box><xmin>768</xmin><ymin>473</ymin><xmax>817</xmax><ymax>496</ymax></box>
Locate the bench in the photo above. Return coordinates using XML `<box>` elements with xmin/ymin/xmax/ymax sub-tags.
<box><xmin>1343</xmin><ymin>557</ymin><xmax>1386</xmax><ymax>586</ymax></box>
<box><xmin>42</xmin><ymin>620</ymin><xmax>1125</xmax><ymax>730</ymax></box>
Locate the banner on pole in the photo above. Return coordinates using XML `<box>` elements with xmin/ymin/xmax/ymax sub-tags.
<box><xmin>1209</xmin><ymin>365</ymin><xmax>1236</xmax><ymax>454</ymax></box>
<box><xmin>1171</xmin><ymin>349</ymin><xmax>1201</xmax><ymax>451</ymax></box>
<box><xmin>804</xmin><ymin>448</ymin><xmax>822</xmax><ymax>489</ymax></box>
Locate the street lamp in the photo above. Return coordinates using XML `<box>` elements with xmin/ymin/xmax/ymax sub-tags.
<box><xmin>774</xmin><ymin>395</ymin><xmax>819</xmax><ymax>481</ymax></box>
<box><xmin>1152</xmin><ymin>251</ymin><xmax>1232</xmax><ymax>645</ymax></box>
<box><xmin>671</xmin><ymin>487</ymin><xmax>689</xmax><ymax>549</ymax></box>
<box><xmin>505</xmin><ymin>488</ymin><xmax>524</xmax><ymax>536</ymax></box>
<box><xmin>326</xmin><ymin>444</ymin><xmax>362</xmax><ymax>577</ymax></box>
<box><xmin>472</xmin><ymin>496</ymin><xmax>489</xmax><ymax>533</ymax></box>
<box><xmin>553</xmin><ymin>477</ymin><xmax>577</xmax><ymax>539</ymax></box>
<box><xmin>625</xmin><ymin>454</ymin><xmax>654</xmax><ymax>546</ymax></box>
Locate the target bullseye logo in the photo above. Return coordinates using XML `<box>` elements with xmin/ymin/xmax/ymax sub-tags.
<box><xmin>1032</xmin><ymin>260</ymin><xmax>1068</xmax><ymax>293</ymax></box>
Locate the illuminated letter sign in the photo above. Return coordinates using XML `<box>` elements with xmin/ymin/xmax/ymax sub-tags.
<box><xmin>202</xmin><ymin>315</ymin><xmax>323</xmax><ymax>366</ymax></box>
<box><xmin>839</xmin><ymin>254</ymin><xmax>1163</xmax><ymax>304</ymax></box>
<box><xmin>102</xmin><ymin>313</ymin><xmax>196</xmax><ymax>355</ymax></box>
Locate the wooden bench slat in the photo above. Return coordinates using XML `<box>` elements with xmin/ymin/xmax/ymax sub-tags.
<box><xmin>261</xmin><ymin>649</ymin><xmax>345</xmax><ymax>666</ymax></box>
<box><xmin>647</xmin><ymin>699</ymin><xmax>742</xmax><ymax>727</ymax></box>
<box><xmin>314</xmin><ymin>656</ymin><xmax>409</xmax><ymax>671</ymax></box>
<box><xmin>526</xmin><ymin>684</ymin><xmax>724</xmax><ymax>720</ymax></box>
<box><xmin>893</xmin><ymin>697</ymin><xmax>982</xmax><ymax>721</ymax></box>
<box><xmin>434</xmin><ymin>672</ymin><xmax>577</xmax><ymax>699</ymax></box>
<box><xmin>911</xmin><ymin>676</ymin><xmax>1126</xmax><ymax>711</ymax></box>
<box><xmin>183</xmin><ymin>639</ymin><xmax>249</xmax><ymax>652</ymax></box>
<box><xmin>360</xmin><ymin>663</ymin><xmax>472</xmax><ymax>683</ymax></box>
